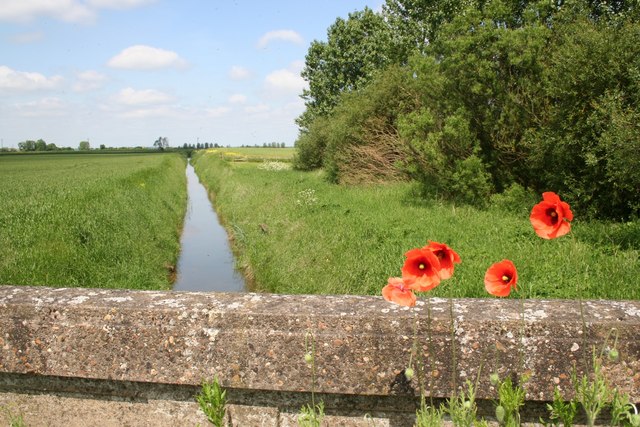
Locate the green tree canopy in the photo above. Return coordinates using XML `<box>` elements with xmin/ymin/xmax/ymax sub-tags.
<box><xmin>297</xmin><ymin>7</ymin><xmax>397</xmax><ymax>131</ymax></box>
<box><xmin>154</xmin><ymin>137</ymin><xmax>169</xmax><ymax>150</ymax></box>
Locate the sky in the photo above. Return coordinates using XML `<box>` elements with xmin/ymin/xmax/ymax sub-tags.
<box><xmin>0</xmin><ymin>0</ymin><xmax>382</xmax><ymax>149</ymax></box>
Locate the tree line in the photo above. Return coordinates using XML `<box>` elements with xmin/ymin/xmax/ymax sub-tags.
<box><xmin>293</xmin><ymin>0</ymin><xmax>640</xmax><ymax>220</ymax></box>
<box><xmin>17</xmin><ymin>139</ymin><xmax>72</xmax><ymax>152</ymax></box>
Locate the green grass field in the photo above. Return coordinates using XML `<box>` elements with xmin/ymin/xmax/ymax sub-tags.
<box><xmin>192</xmin><ymin>150</ymin><xmax>640</xmax><ymax>300</ymax></box>
<box><xmin>0</xmin><ymin>153</ymin><xmax>187</xmax><ymax>290</ymax></box>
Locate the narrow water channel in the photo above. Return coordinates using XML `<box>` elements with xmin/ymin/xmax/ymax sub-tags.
<box><xmin>173</xmin><ymin>160</ymin><xmax>245</xmax><ymax>292</ymax></box>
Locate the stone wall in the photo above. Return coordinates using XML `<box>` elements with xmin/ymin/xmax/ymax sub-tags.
<box><xmin>0</xmin><ymin>285</ymin><xmax>638</xmax><ymax>426</ymax></box>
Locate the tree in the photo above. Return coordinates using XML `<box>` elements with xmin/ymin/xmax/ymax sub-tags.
<box><xmin>34</xmin><ymin>139</ymin><xmax>47</xmax><ymax>151</ymax></box>
<box><xmin>99</xmin><ymin>144</ymin><xmax>106</xmax><ymax>150</ymax></box>
<box><xmin>382</xmin><ymin>0</ymin><xmax>476</xmax><ymax>58</ymax></box>
<box><xmin>18</xmin><ymin>140</ymin><xmax>36</xmax><ymax>151</ymax></box>
<box><xmin>297</xmin><ymin>7</ymin><xmax>397</xmax><ymax>131</ymax></box>
<box><xmin>79</xmin><ymin>140</ymin><xmax>90</xmax><ymax>150</ymax></box>
<box><xmin>153</xmin><ymin>137</ymin><xmax>169</xmax><ymax>150</ymax></box>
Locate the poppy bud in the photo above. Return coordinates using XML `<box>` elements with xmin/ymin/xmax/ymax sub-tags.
<box><xmin>490</xmin><ymin>373</ymin><xmax>500</xmax><ymax>386</ymax></box>
<box><xmin>304</xmin><ymin>352</ymin><xmax>313</xmax><ymax>364</ymax></box>
<box><xmin>608</xmin><ymin>348</ymin><xmax>619</xmax><ymax>361</ymax></box>
<box><xmin>495</xmin><ymin>405</ymin><xmax>506</xmax><ymax>423</ymax></box>
<box><xmin>404</xmin><ymin>367</ymin><xmax>414</xmax><ymax>381</ymax></box>
<box><xmin>463</xmin><ymin>400</ymin><xmax>472</xmax><ymax>410</ymax></box>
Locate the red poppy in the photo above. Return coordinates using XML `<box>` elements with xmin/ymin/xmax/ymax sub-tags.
<box><xmin>382</xmin><ymin>277</ymin><xmax>416</xmax><ymax>307</ymax></box>
<box><xmin>484</xmin><ymin>260</ymin><xmax>518</xmax><ymax>297</ymax></box>
<box><xmin>530</xmin><ymin>192</ymin><xmax>573</xmax><ymax>239</ymax></box>
<box><xmin>402</xmin><ymin>248</ymin><xmax>441</xmax><ymax>292</ymax></box>
<box><xmin>425</xmin><ymin>241</ymin><xmax>461</xmax><ymax>280</ymax></box>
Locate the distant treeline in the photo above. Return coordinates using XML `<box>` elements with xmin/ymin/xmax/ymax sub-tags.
<box><xmin>9</xmin><ymin>139</ymin><xmax>287</xmax><ymax>154</ymax></box>
<box><xmin>294</xmin><ymin>0</ymin><xmax>640</xmax><ymax>220</ymax></box>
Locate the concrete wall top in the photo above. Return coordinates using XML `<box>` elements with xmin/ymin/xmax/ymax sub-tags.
<box><xmin>1</xmin><ymin>285</ymin><xmax>639</xmax><ymax>403</ymax></box>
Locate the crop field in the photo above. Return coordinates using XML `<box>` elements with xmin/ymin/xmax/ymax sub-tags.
<box><xmin>0</xmin><ymin>153</ymin><xmax>187</xmax><ymax>290</ymax></box>
<box><xmin>192</xmin><ymin>150</ymin><xmax>640</xmax><ymax>300</ymax></box>
<box><xmin>204</xmin><ymin>147</ymin><xmax>295</xmax><ymax>162</ymax></box>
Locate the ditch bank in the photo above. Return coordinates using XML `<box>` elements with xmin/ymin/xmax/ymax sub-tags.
<box><xmin>0</xmin><ymin>285</ymin><xmax>638</xmax><ymax>426</ymax></box>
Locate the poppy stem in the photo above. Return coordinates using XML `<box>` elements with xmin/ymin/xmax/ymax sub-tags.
<box><xmin>425</xmin><ymin>299</ymin><xmax>435</xmax><ymax>406</ymax></box>
<box><xmin>304</xmin><ymin>330</ymin><xmax>317</xmax><ymax>410</ymax></box>
<box><xmin>448</xmin><ymin>298</ymin><xmax>458</xmax><ymax>394</ymax></box>
<box><xmin>409</xmin><ymin>309</ymin><xmax>418</xmax><ymax>372</ymax></box>
<box><xmin>571</xmin><ymin>232</ymin><xmax>590</xmax><ymax>374</ymax></box>
<box><xmin>518</xmin><ymin>293</ymin><xmax>526</xmax><ymax>376</ymax></box>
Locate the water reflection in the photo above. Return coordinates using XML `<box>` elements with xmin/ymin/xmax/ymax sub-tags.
<box><xmin>173</xmin><ymin>160</ymin><xmax>245</xmax><ymax>292</ymax></box>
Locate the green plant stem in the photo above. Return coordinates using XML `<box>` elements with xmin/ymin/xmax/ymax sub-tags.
<box><xmin>448</xmin><ymin>298</ymin><xmax>458</xmax><ymax>394</ymax></box>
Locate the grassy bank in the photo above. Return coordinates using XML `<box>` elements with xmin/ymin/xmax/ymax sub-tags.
<box><xmin>0</xmin><ymin>153</ymin><xmax>187</xmax><ymax>290</ymax></box>
<box><xmin>193</xmin><ymin>151</ymin><xmax>639</xmax><ymax>299</ymax></box>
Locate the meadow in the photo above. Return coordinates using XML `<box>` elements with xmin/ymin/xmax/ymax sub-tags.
<box><xmin>192</xmin><ymin>150</ymin><xmax>640</xmax><ymax>300</ymax></box>
<box><xmin>0</xmin><ymin>153</ymin><xmax>186</xmax><ymax>290</ymax></box>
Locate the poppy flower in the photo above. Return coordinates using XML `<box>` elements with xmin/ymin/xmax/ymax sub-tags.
<box><xmin>425</xmin><ymin>241</ymin><xmax>461</xmax><ymax>280</ymax></box>
<box><xmin>402</xmin><ymin>248</ymin><xmax>441</xmax><ymax>292</ymax></box>
<box><xmin>530</xmin><ymin>192</ymin><xmax>573</xmax><ymax>239</ymax></box>
<box><xmin>484</xmin><ymin>259</ymin><xmax>518</xmax><ymax>297</ymax></box>
<box><xmin>382</xmin><ymin>277</ymin><xmax>416</xmax><ymax>307</ymax></box>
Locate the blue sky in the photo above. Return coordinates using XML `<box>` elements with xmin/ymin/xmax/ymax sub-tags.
<box><xmin>0</xmin><ymin>0</ymin><xmax>381</xmax><ymax>149</ymax></box>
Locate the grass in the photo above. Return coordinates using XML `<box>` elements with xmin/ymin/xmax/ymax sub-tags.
<box><xmin>192</xmin><ymin>150</ymin><xmax>639</xmax><ymax>299</ymax></box>
<box><xmin>0</xmin><ymin>153</ymin><xmax>187</xmax><ymax>290</ymax></box>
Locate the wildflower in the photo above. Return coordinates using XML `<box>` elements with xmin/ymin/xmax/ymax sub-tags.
<box><xmin>530</xmin><ymin>192</ymin><xmax>573</xmax><ymax>239</ymax></box>
<box><xmin>484</xmin><ymin>260</ymin><xmax>518</xmax><ymax>297</ymax></box>
<box><xmin>402</xmin><ymin>248</ymin><xmax>442</xmax><ymax>292</ymax></box>
<box><xmin>425</xmin><ymin>241</ymin><xmax>461</xmax><ymax>280</ymax></box>
<box><xmin>382</xmin><ymin>277</ymin><xmax>417</xmax><ymax>307</ymax></box>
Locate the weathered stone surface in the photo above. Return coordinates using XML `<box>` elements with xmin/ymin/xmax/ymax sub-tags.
<box><xmin>0</xmin><ymin>391</ymin><xmax>207</xmax><ymax>426</ymax></box>
<box><xmin>0</xmin><ymin>285</ymin><xmax>639</xmax><ymax>425</ymax></box>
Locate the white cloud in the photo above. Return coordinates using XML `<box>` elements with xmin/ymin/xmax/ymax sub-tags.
<box><xmin>228</xmin><ymin>65</ymin><xmax>251</xmax><ymax>80</ymax></box>
<box><xmin>228</xmin><ymin>94</ymin><xmax>247</xmax><ymax>104</ymax></box>
<box><xmin>0</xmin><ymin>65</ymin><xmax>63</xmax><ymax>92</ymax></box>
<box><xmin>112</xmin><ymin>87</ymin><xmax>173</xmax><ymax>105</ymax></box>
<box><xmin>87</xmin><ymin>0</ymin><xmax>156</xmax><ymax>9</ymax></box>
<box><xmin>15</xmin><ymin>97</ymin><xmax>67</xmax><ymax>117</ymax></box>
<box><xmin>0</xmin><ymin>0</ymin><xmax>94</xmax><ymax>23</ymax></box>
<box><xmin>73</xmin><ymin>70</ymin><xmax>107</xmax><ymax>92</ymax></box>
<box><xmin>264</xmin><ymin>67</ymin><xmax>306</xmax><ymax>97</ymax></box>
<box><xmin>9</xmin><ymin>31</ymin><xmax>44</xmax><ymax>44</ymax></box>
<box><xmin>0</xmin><ymin>0</ymin><xmax>155</xmax><ymax>23</ymax></box>
<box><xmin>119</xmin><ymin>106</ymin><xmax>175</xmax><ymax>119</ymax></box>
<box><xmin>205</xmin><ymin>107</ymin><xmax>230</xmax><ymax>118</ymax></box>
<box><xmin>244</xmin><ymin>104</ymin><xmax>270</xmax><ymax>114</ymax></box>
<box><xmin>257</xmin><ymin>30</ymin><xmax>304</xmax><ymax>49</ymax></box>
<box><xmin>107</xmin><ymin>45</ymin><xmax>187</xmax><ymax>70</ymax></box>
<box><xmin>290</xmin><ymin>60</ymin><xmax>305</xmax><ymax>72</ymax></box>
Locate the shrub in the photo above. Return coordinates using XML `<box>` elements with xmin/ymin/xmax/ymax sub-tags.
<box><xmin>292</xmin><ymin>117</ymin><xmax>330</xmax><ymax>171</ymax></box>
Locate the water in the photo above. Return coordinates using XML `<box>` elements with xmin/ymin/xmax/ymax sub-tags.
<box><xmin>173</xmin><ymin>160</ymin><xmax>245</xmax><ymax>292</ymax></box>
